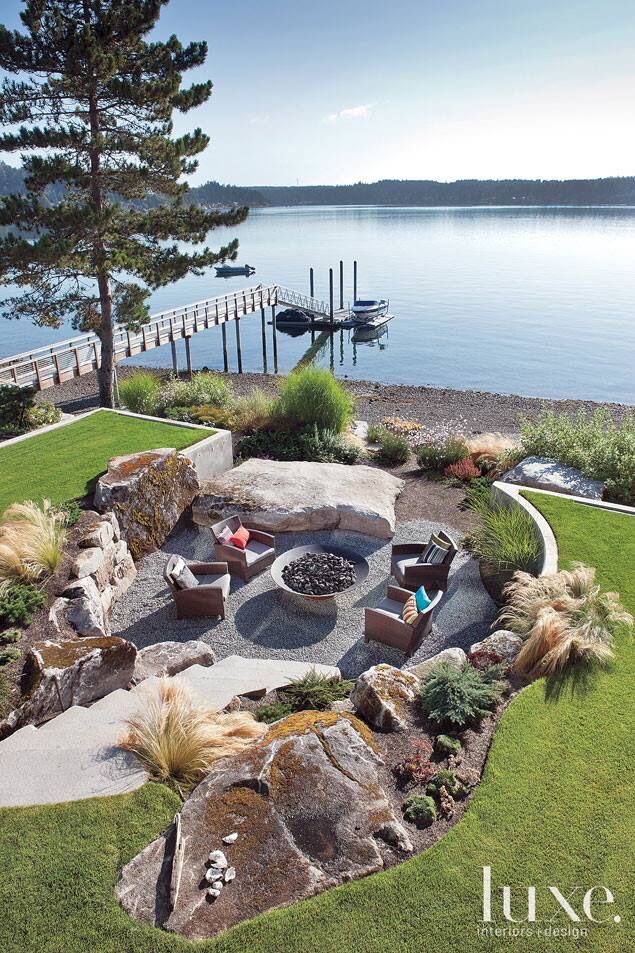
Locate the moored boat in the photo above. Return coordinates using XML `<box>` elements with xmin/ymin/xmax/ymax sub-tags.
<box><xmin>350</xmin><ymin>298</ymin><xmax>389</xmax><ymax>323</ymax></box>
<box><xmin>215</xmin><ymin>263</ymin><xmax>256</xmax><ymax>277</ymax></box>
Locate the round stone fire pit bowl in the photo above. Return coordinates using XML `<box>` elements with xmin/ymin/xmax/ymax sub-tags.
<box><xmin>270</xmin><ymin>544</ymin><xmax>370</xmax><ymax>601</ymax></box>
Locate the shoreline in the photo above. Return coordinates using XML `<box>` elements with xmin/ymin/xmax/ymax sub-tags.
<box><xmin>37</xmin><ymin>366</ymin><xmax>633</xmax><ymax>434</ymax></box>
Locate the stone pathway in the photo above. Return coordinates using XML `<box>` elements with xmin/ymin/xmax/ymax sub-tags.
<box><xmin>0</xmin><ymin>656</ymin><xmax>338</xmax><ymax>807</ymax></box>
<box><xmin>113</xmin><ymin>520</ymin><xmax>497</xmax><ymax>678</ymax></box>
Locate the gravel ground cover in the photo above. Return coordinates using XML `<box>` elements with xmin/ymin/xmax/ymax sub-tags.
<box><xmin>111</xmin><ymin>519</ymin><xmax>496</xmax><ymax>677</ymax></box>
<box><xmin>40</xmin><ymin>366</ymin><xmax>633</xmax><ymax>431</ymax></box>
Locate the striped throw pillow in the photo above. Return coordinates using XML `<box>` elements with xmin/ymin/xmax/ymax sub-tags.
<box><xmin>420</xmin><ymin>532</ymin><xmax>452</xmax><ymax>565</ymax></box>
<box><xmin>401</xmin><ymin>593</ymin><xmax>419</xmax><ymax>624</ymax></box>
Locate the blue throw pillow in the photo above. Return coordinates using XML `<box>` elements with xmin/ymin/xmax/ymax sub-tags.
<box><xmin>415</xmin><ymin>585</ymin><xmax>431</xmax><ymax>612</ymax></box>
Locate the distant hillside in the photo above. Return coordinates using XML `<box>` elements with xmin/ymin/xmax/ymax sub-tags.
<box><xmin>2</xmin><ymin>162</ymin><xmax>635</xmax><ymax>208</ymax></box>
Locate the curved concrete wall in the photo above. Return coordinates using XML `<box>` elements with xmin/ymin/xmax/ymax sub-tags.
<box><xmin>492</xmin><ymin>481</ymin><xmax>559</xmax><ymax>576</ymax></box>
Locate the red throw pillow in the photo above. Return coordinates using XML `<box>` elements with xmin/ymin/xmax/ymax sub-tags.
<box><xmin>229</xmin><ymin>526</ymin><xmax>250</xmax><ymax>549</ymax></box>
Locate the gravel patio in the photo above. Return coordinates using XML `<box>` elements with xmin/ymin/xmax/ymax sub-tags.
<box><xmin>112</xmin><ymin>518</ymin><xmax>497</xmax><ymax>677</ymax></box>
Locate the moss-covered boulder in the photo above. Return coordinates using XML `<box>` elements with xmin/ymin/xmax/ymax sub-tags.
<box><xmin>351</xmin><ymin>663</ymin><xmax>419</xmax><ymax>731</ymax></box>
<box><xmin>95</xmin><ymin>448</ymin><xmax>199</xmax><ymax>559</ymax></box>
<box><xmin>116</xmin><ymin>710</ymin><xmax>412</xmax><ymax>939</ymax></box>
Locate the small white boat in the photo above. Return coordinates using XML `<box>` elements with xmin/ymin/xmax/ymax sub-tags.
<box><xmin>350</xmin><ymin>298</ymin><xmax>389</xmax><ymax>323</ymax></box>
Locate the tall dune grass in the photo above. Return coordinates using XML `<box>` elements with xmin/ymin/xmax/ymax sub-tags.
<box><xmin>0</xmin><ymin>499</ymin><xmax>65</xmax><ymax>592</ymax></box>
<box><xmin>119</xmin><ymin>678</ymin><xmax>266</xmax><ymax>796</ymax></box>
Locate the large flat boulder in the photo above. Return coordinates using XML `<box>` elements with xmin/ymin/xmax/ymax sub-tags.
<box><xmin>133</xmin><ymin>641</ymin><xmax>216</xmax><ymax>683</ymax></box>
<box><xmin>95</xmin><ymin>449</ymin><xmax>199</xmax><ymax>559</ymax></box>
<box><xmin>193</xmin><ymin>459</ymin><xmax>404</xmax><ymax>539</ymax></box>
<box><xmin>502</xmin><ymin>456</ymin><xmax>604</xmax><ymax>500</ymax></box>
<box><xmin>116</xmin><ymin>711</ymin><xmax>411</xmax><ymax>939</ymax></box>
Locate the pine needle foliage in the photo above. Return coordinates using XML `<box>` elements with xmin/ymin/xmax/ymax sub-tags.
<box><xmin>0</xmin><ymin>0</ymin><xmax>247</xmax><ymax>407</ymax></box>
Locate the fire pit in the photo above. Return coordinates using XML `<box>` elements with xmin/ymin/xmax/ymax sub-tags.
<box><xmin>271</xmin><ymin>545</ymin><xmax>370</xmax><ymax>601</ymax></box>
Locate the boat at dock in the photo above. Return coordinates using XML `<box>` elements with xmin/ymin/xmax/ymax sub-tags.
<box><xmin>350</xmin><ymin>298</ymin><xmax>389</xmax><ymax>323</ymax></box>
<box><xmin>215</xmin><ymin>263</ymin><xmax>256</xmax><ymax>277</ymax></box>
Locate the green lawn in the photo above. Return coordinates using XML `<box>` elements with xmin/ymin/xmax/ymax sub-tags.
<box><xmin>0</xmin><ymin>410</ymin><xmax>212</xmax><ymax>512</ymax></box>
<box><xmin>0</xmin><ymin>493</ymin><xmax>633</xmax><ymax>952</ymax></box>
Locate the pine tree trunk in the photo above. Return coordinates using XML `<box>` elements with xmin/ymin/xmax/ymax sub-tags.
<box><xmin>97</xmin><ymin>271</ymin><xmax>115</xmax><ymax>408</ymax></box>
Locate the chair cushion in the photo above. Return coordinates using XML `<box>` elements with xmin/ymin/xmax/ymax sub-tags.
<box><xmin>206</xmin><ymin>572</ymin><xmax>230</xmax><ymax>599</ymax></box>
<box><xmin>244</xmin><ymin>539</ymin><xmax>273</xmax><ymax>565</ymax></box>
<box><xmin>229</xmin><ymin>526</ymin><xmax>250</xmax><ymax>549</ymax></box>
<box><xmin>415</xmin><ymin>585</ymin><xmax>431</xmax><ymax>612</ymax></box>
<box><xmin>171</xmin><ymin>557</ymin><xmax>199</xmax><ymax>590</ymax></box>
<box><xmin>401</xmin><ymin>593</ymin><xmax>419</xmax><ymax>624</ymax></box>
<box><xmin>394</xmin><ymin>556</ymin><xmax>420</xmax><ymax>580</ymax></box>
<box><xmin>372</xmin><ymin>597</ymin><xmax>405</xmax><ymax>620</ymax></box>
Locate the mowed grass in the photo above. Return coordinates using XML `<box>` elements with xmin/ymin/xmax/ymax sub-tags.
<box><xmin>0</xmin><ymin>410</ymin><xmax>212</xmax><ymax>512</ymax></box>
<box><xmin>0</xmin><ymin>493</ymin><xmax>633</xmax><ymax>952</ymax></box>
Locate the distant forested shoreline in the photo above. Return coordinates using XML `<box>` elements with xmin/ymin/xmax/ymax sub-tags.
<box><xmin>2</xmin><ymin>161</ymin><xmax>635</xmax><ymax>208</ymax></box>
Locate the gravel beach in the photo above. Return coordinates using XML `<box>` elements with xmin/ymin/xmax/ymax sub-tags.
<box><xmin>38</xmin><ymin>366</ymin><xmax>633</xmax><ymax>433</ymax></box>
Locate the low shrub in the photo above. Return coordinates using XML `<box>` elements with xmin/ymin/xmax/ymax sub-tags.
<box><xmin>498</xmin><ymin>563</ymin><xmax>633</xmax><ymax>678</ymax></box>
<box><xmin>416</xmin><ymin>437</ymin><xmax>469</xmax><ymax>472</ymax></box>
<box><xmin>159</xmin><ymin>372</ymin><xmax>233</xmax><ymax>411</ymax></box>
<box><xmin>419</xmin><ymin>662</ymin><xmax>504</xmax><ymax>729</ymax></box>
<box><xmin>0</xmin><ymin>629</ymin><xmax>21</xmax><ymax>645</ymax></box>
<box><xmin>0</xmin><ymin>383</ymin><xmax>36</xmax><ymax>435</ymax></box>
<box><xmin>402</xmin><ymin>793</ymin><xmax>437</xmax><ymax>827</ymax></box>
<box><xmin>444</xmin><ymin>457</ymin><xmax>482</xmax><ymax>481</ymax></box>
<box><xmin>468</xmin><ymin>648</ymin><xmax>507</xmax><ymax>678</ymax></box>
<box><xmin>277</xmin><ymin>367</ymin><xmax>354</xmax><ymax>434</ymax></box>
<box><xmin>392</xmin><ymin>739</ymin><xmax>435</xmax><ymax>789</ymax></box>
<box><xmin>463</xmin><ymin>483</ymin><xmax>540</xmax><ymax>576</ymax></box>
<box><xmin>54</xmin><ymin>500</ymin><xmax>82</xmax><ymax>527</ymax></box>
<box><xmin>426</xmin><ymin>768</ymin><xmax>466</xmax><ymax>798</ymax></box>
<box><xmin>163</xmin><ymin>404</ymin><xmax>231</xmax><ymax>427</ymax></box>
<box><xmin>370</xmin><ymin>426</ymin><xmax>410</xmax><ymax>466</ymax></box>
<box><xmin>282</xmin><ymin>671</ymin><xmax>354</xmax><ymax>711</ymax></box>
<box><xmin>119</xmin><ymin>678</ymin><xmax>266</xmax><ymax>796</ymax></box>
<box><xmin>434</xmin><ymin>734</ymin><xmax>462</xmax><ymax>756</ymax></box>
<box><xmin>519</xmin><ymin>407</ymin><xmax>635</xmax><ymax>504</ymax></box>
<box><xmin>0</xmin><ymin>583</ymin><xmax>46</xmax><ymax>627</ymax></box>
<box><xmin>26</xmin><ymin>402</ymin><xmax>62</xmax><ymax>430</ymax></box>
<box><xmin>238</xmin><ymin>425</ymin><xmax>359</xmax><ymax>465</ymax></box>
<box><xmin>254</xmin><ymin>701</ymin><xmax>295</xmax><ymax>723</ymax></box>
<box><xmin>119</xmin><ymin>372</ymin><xmax>161</xmax><ymax>415</ymax></box>
<box><xmin>0</xmin><ymin>499</ymin><xmax>66</xmax><ymax>590</ymax></box>
<box><xmin>0</xmin><ymin>647</ymin><xmax>20</xmax><ymax>665</ymax></box>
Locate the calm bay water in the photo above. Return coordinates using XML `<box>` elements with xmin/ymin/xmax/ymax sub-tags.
<box><xmin>1</xmin><ymin>205</ymin><xmax>635</xmax><ymax>403</ymax></box>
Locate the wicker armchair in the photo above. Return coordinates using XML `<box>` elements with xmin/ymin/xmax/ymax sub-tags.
<box><xmin>164</xmin><ymin>555</ymin><xmax>230</xmax><ymax>620</ymax></box>
<box><xmin>364</xmin><ymin>584</ymin><xmax>444</xmax><ymax>657</ymax></box>
<box><xmin>210</xmin><ymin>515</ymin><xmax>276</xmax><ymax>581</ymax></box>
<box><xmin>391</xmin><ymin>530</ymin><xmax>458</xmax><ymax>592</ymax></box>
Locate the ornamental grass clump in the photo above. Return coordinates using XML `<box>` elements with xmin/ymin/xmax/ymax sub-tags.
<box><xmin>120</xmin><ymin>678</ymin><xmax>266</xmax><ymax>796</ymax></box>
<box><xmin>0</xmin><ymin>499</ymin><xmax>65</xmax><ymax>592</ymax></box>
<box><xmin>519</xmin><ymin>407</ymin><xmax>635</xmax><ymax>504</ymax></box>
<box><xmin>282</xmin><ymin>670</ymin><xmax>354</xmax><ymax>711</ymax></box>
<box><xmin>415</xmin><ymin>437</ymin><xmax>469</xmax><ymax>472</ymax></box>
<box><xmin>419</xmin><ymin>662</ymin><xmax>504</xmax><ymax>729</ymax></box>
<box><xmin>463</xmin><ymin>483</ymin><xmax>540</xmax><ymax>576</ymax></box>
<box><xmin>118</xmin><ymin>372</ymin><xmax>161</xmax><ymax>415</ymax></box>
<box><xmin>368</xmin><ymin>426</ymin><xmax>411</xmax><ymax>466</ymax></box>
<box><xmin>277</xmin><ymin>367</ymin><xmax>354</xmax><ymax>434</ymax></box>
<box><xmin>498</xmin><ymin>564</ymin><xmax>633</xmax><ymax>678</ymax></box>
<box><xmin>159</xmin><ymin>372</ymin><xmax>233</xmax><ymax>411</ymax></box>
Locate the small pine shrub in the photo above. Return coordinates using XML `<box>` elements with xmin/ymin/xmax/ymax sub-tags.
<box><xmin>0</xmin><ymin>583</ymin><xmax>46</xmax><ymax>627</ymax></box>
<box><xmin>55</xmin><ymin>500</ymin><xmax>82</xmax><ymax>526</ymax></box>
<box><xmin>402</xmin><ymin>793</ymin><xmax>437</xmax><ymax>827</ymax></box>
<box><xmin>282</xmin><ymin>671</ymin><xmax>354</xmax><ymax>711</ymax></box>
<box><xmin>426</xmin><ymin>769</ymin><xmax>466</xmax><ymax>798</ymax></box>
<box><xmin>0</xmin><ymin>629</ymin><xmax>21</xmax><ymax>645</ymax></box>
<box><xmin>0</xmin><ymin>647</ymin><xmax>20</xmax><ymax>665</ymax></box>
<box><xmin>119</xmin><ymin>372</ymin><xmax>161</xmax><ymax>415</ymax></box>
<box><xmin>392</xmin><ymin>739</ymin><xmax>435</xmax><ymax>789</ymax></box>
<box><xmin>0</xmin><ymin>383</ymin><xmax>36</xmax><ymax>434</ymax></box>
<box><xmin>434</xmin><ymin>734</ymin><xmax>462</xmax><ymax>756</ymax></box>
<box><xmin>444</xmin><ymin>457</ymin><xmax>481</xmax><ymax>481</ymax></box>
<box><xmin>416</xmin><ymin>437</ymin><xmax>469</xmax><ymax>472</ymax></box>
<box><xmin>254</xmin><ymin>702</ymin><xmax>294</xmax><ymax>723</ymax></box>
<box><xmin>419</xmin><ymin>662</ymin><xmax>504</xmax><ymax>729</ymax></box>
<box><xmin>371</xmin><ymin>427</ymin><xmax>411</xmax><ymax>466</ymax></box>
<box><xmin>277</xmin><ymin>367</ymin><xmax>354</xmax><ymax>434</ymax></box>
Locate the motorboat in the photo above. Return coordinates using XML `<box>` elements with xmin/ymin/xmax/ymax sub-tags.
<box><xmin>275</xmin><ymin>308</ymin><xmax>312</xmax><ymax>329</ymax></box>
<box><xmin>215</xmin><ymin>263</ymin><xmax>256</xmax><ymax>277</ymax></box>
<box><xmin>350</xmin><ymin>298</ymin><xmax>389</xmax><ymax>323</ymax></box>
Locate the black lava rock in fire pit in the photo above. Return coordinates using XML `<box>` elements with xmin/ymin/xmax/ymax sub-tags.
<box><xmin>281</xmin><ymin>552</ymin><xmax>357</xmax><ymax>596</ymax></box>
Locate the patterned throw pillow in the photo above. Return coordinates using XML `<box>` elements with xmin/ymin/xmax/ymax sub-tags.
<box><xmin>401</xmin><ymin>593</ymin><xmax>419</xmax><ymax>624</ymax></box>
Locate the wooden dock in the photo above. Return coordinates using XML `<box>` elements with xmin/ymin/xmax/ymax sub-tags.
<box><xmin>0</xmin><ymin>283</ymin><xmax>353</xmax><ymax>391</ymax></box>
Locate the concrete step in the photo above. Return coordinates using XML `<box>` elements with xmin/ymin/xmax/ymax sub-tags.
<box><xmin>0</xmin><ymin>745</ymin><xmax>148</xmax><ymax>807</ymax></box>
<box><xmin>0</xmin><ymin>724</ymin><xmax>38</xmax><ymax>752</ymax></box>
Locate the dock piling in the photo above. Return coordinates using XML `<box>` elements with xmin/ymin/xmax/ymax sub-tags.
<box><xmin>353</xmin><ymin>260</ymin><xmax>358</xmax><ymax>303</ymax></box>
<box><xmin>234</xmin><ymin>301</ymin><xmax>243</xmax><ymax>373</ymax></box>
<box><xmin>221</xmin><ymin>321</ymin><xmax>229</xmax><ymax>373</ymax></box>
<box><xmin>329</xmin><ymin>268</ymin><xmax>334</xmax><ymax>323</ymax></box>
<box><xmin>260</xmin><ymin>306</ymin><xmax>268</xmax><ymax>373</ymax></box>
<box><xmin>309</xmin><ymin>267</ymin><xmax>314</xmax><ymax>298</ymax></box>
<box><xmin>271</xmin><ymin>305</ymin><xmax>279</xmax><ymax>373</ymax></box>
<box><xmin>339</xmin><ymin>260</ymin><xmax>344</xmax><ymax>310</ymax></box>
<box><xmin>170</xmin><ymin>340</ymin><xmax>178</xmax><ymax>375</ymax></box>
<box><xmin>184</xmin><ymin>334</ymin><xmax>193</xmax><ymax>380</ymax></box>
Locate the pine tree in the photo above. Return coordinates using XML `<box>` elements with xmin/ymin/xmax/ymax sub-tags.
<box><xmin>0</xmin><ymin>0</ymin><xmax>247</xmax><ymax>407</ymax></box>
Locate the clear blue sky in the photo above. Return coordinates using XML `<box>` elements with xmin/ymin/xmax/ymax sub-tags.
<box><xmin>2</xmin><ymin>0</ymin><xmax>635</xmax><ymax>185</ymax></box>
